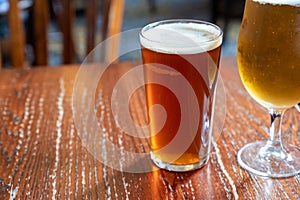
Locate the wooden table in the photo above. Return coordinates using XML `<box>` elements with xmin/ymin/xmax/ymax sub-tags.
<box><xmin>0</xmin><ymin>57</ymin><xmax>299</xmax><ymax>199</ymax></box>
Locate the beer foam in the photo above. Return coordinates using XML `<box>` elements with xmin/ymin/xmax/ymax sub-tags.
<box><xmin>140</xmin><ymin>22</ymin><xmax>222</xmax><ymax>54</ymax></box>
<box><xmin>253</xmin><ymin>0</ymin><xmax>300</xmax><ymax>6</ymax></box>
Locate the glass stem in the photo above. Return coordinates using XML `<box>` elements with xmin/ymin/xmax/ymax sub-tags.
<box><xmin>268</xmin><ymin>109</ymin><xmax>285</xmax><ymax>151</ymax></box>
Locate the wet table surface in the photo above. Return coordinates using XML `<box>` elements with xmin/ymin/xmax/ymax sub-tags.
<box><xmin>0</xmin><ymin>57</ymin><xmax>299</xmax><ymax>199</ymax></box>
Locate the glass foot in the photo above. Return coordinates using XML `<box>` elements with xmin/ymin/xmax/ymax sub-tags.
<box><xmin>150</xmin><ymin>152</ymin><xmax>208</xmax><ymax>172</ymax></box>
<box><xmin>237</xmin><ymin>141</ymin><xmax>300</xmax><ymax>178</ymax></box>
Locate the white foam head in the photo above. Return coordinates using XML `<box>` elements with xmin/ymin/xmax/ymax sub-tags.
<box><xmin>253</xmin><ymin>0</ymin><xmax>300</xmax><ymax>6</ymax></box>
<box><xmin>140</xmin><ymin>20</ymin><xmax>223</xmax><ymax>54</ymax></box>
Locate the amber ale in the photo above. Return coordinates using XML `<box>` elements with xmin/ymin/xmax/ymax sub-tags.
<box><xmin>238</xmin><ymin>0</ymin><xmax>300</xmax><ymax>109</ymax></box>
<box><xmin>140</xmin><ymin>20</ymin><xmax>222</xmax><ymax>171</ymax></box>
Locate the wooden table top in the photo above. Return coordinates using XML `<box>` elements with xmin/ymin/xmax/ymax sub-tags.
<box><xmin>0</xmin><ymin>57</ymin><xmax>299</xmax><ymax>199</ymax></box>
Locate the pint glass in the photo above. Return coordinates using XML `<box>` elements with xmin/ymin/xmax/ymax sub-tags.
<box><xmin>140</xmin><ymin>19</ymin><xmax>223</xmax><ymax>171</ymax></box>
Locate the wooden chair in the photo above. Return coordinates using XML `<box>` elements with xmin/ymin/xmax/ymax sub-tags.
<box><xmin>2</xmin><ymin>0</ymin><xmax>124</xmax><ymax>68</ymax></box>
<box><xmin>6</xmin><ymin>0</ymin><xmax>27</xmax><ymax>68</ymax></box>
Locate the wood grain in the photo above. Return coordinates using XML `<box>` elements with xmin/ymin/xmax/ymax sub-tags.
<box><xmin>0</xmin><ymin>58</ymin><xmax>299</xmax><ymax>199</ymax></box>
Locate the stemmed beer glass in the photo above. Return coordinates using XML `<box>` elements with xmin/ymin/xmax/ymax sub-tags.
<box><xmin>237</xmin><ymin>0</ymin><xmax>300</xmax><ymax>177</ymax></box>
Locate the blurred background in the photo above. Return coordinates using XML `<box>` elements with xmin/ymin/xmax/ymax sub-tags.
<box><xmin>0</xmin><ymin>0</ymin><xmax>245</xmax><ymax>67</ymax></box>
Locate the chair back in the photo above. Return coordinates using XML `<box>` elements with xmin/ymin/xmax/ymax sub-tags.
<box><xmin>1</xmin><ymin>0</ymin><xmax>124</xmax><ymax>68</ymax></box>
<box><xmin>7</xmin><ymin>0</ymin><xmax>26</xmax><ymax>68</ymax></box>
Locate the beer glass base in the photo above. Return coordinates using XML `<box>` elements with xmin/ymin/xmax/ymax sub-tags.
<box><xmin>237</xmin><ymin>141</ymin><xmax>300</xmax><ymax>178</ymax></box>
<box><xmin>150</xmin><ymin>152</ymin><xmax>208</xmax><ymax>172</ymax></box>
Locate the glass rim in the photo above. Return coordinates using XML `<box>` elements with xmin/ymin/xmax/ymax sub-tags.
<box><xmin>139</xmin><ymin>19</ymin><xmax>223</xmax><ymax>47</ymax></box>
